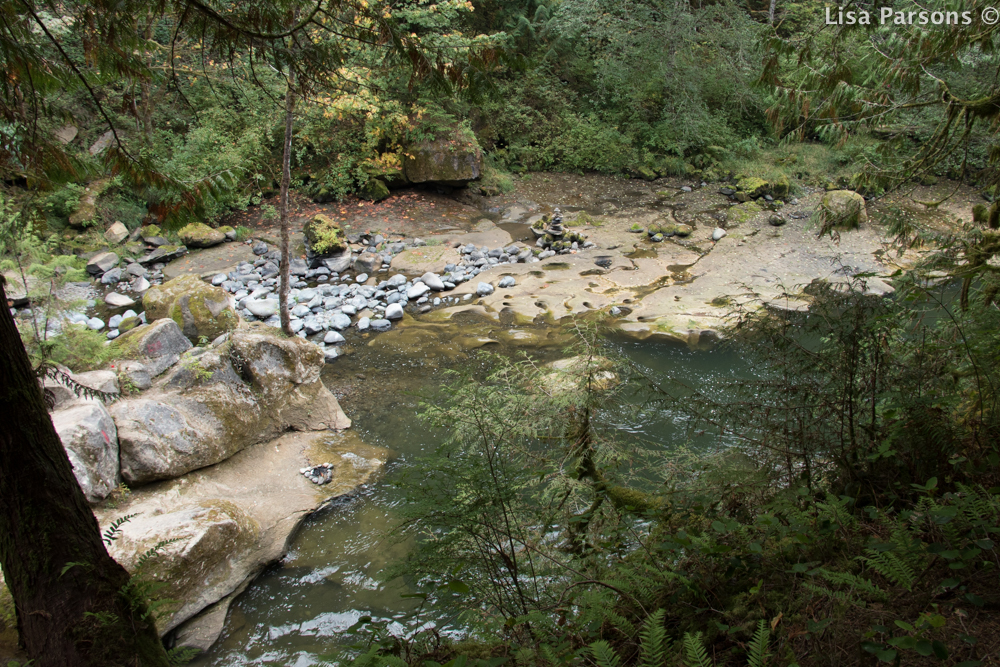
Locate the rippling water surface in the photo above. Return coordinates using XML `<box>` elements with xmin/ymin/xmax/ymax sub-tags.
<box><xmin>194</xmin><ymin>335</ymin><xmax>748</xmax><ymax>666</ymax></box>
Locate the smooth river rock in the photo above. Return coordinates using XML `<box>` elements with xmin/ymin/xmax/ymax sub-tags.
<box><xmin>112</xmin><ymin>318</ymin><xmax>192</xmax><ymax>377</ymax></box>
<box><xmin>95</xmin><ymin>430</ymin><xmax>389</xmax><ymax>652</ymax></box>
<box><xmin>51</xmin><ymin>401</ymin><xmax>120</xmax><ymax>503</ymax></box>
<box><xmin>110</xmin><ymin>324</ymin><xmax>351</xmax><ymax>484</ymax></box>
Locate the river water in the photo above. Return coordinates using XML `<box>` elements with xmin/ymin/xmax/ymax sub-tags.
<box><xmin>192</xmin><ymin>332</ymin><xmax>749</xmax><ymax>667</ymax></box>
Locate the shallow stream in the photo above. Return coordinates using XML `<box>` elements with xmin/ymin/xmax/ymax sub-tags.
<box><xmin>192</xmin><ymin>334</ymin><xmax>748</xmax><ymax>666</ymax></box>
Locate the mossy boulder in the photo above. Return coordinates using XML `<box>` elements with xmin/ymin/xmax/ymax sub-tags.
<box><xmin>728</xmin><ymin>201</ymin><xmax>764</xmax><ymax>226</ymax></box>
<box><xmin>736</xmin><ymin>176</ymin><xmax>769</xmax><ymax>199</ymax></box>
<box><xmin>820</xmin><ymin>190</ymin><xmax>868</xmax><ymax>229</ymax></box>
<box><xmin>140</xmin><ymin>224</ymin><xmax>162</xmax><ymax>241</ymax></box>
<box><xmin>973</xmin><ymin>203</ymin><xmax>989</xmax><ymax>225</ymax></box>
<box><xmin>404</xmin><ymin>129</ymin><xmax>483</xmax><ymax>186</ymax></box>
<box><xmin>118</xmin><ymin>316</ymin><xmax>141</xmax><ymax>333</ymax></box>
<box><xmin>303</xmin><ymin>214</ymin><xmax>346</xmax><ymax>255</ymax></box>
<box><xmin>633</xmin><ymin>166</ymin><xmax>657</xmax><ymax>181</ymax></box>
<box><xmin>770</xmin><ymin>174</ymin><xmax>790</xmax><ymax>198</ymax></box>
<box><xmin>143</xmin><ymin>275</ymin><xmax>238</xmax><ymax>343</ymax></box>
<box><xmin>360</xmin><ymin>178</ymin><xmax>390</xmax><ymax>202</ymax></box>
<box><xmin>178</xmin><ymin>222</ymin><xmax>225</xmax><ymax>248</ymax></box>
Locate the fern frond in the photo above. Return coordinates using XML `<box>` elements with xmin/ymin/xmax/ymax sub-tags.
<box><xmin>39</xmin><ymin>364</ymin><xmax>120</xmax><ymax>404</ymax></box>
<box><xmin>681</xmin><ymin>632</ymin><xmax>713</xmax><ymax>667</ymax></box>
<box><xmin>639</xmin><ymin>609</ymin><xmax>667</xmax><ymax>667</ymax></box>
<box><xmin>588</xmin><ymin>640</ymin><xmax>622</xmax><ymax>667</ymax></box>
<box><xmin>102</xmin><ymin>514</ymin><xmax>136</xmax><ymax>546</ymax></box>
<box><xmin>862</xmin><ymin>550</ymin><xmax>917</xmax><ymax>591</ymax></box>
<box><xmin>814</xmin><ymin>568</ymin><xmax>887</xmax><ymax>601</ymax></box>
<box><xmin>747</xmin><ymin>620</ymin><xmax>770</xmax><ymax>667</ymax></box>
<box><xmin>802</xmin><ymin>582</ymin><xmax>869</xmax><ymax>607</ymax></box>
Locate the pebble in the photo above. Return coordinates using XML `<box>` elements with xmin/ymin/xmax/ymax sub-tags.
<box><xmin>87</xmin><ymin>317</ymin><xmax>105</xmax><ymax>331</ymax></box>
<box><xmin>407</xmin><ymin>283</ymin><xmax>431</xmax><ymax>299</ymax></box>
<box><xmin>324</xmin><ymin>331</ymin><xmax>345</xmax><ymax>344</ymax></box>
<box><xmin>498</xmin><ymin>276</ymin><xmax>516</xmax><ymax>288</ymax></box>
<box><xmin>712</xmin><ymin>228</ymin><xmax>727</xmax><ymax>241</ymax></box>
<box><xmin>476</xmin><ymin>282</ymin><xmax>495</xmax><ymax>297</ymax></box>
<box><xmin>105</xmin><ymin>292</ymin><xmax>135</xmax><ymax>307</ymax></box>
<box><xmin>356</xmin><ymin>317</ymin><xmax>370</xmax><ymax>331</ymax></box>
<box><xmin>385</xmin><ymin>303</ymin><xmax>404</xmax><ymax>320</ymax></box>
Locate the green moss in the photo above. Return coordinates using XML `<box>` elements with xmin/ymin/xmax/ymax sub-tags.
<box><xmin>737</xmin><ymin>176</ymin><xmax>768</xmax><ymax>198</ymax></box>
<box><xmin>303</xmin><ymin>214</ymin><xmax>346</xmax><ymax>254</ymax></box>
<box><xmin>360</xmin><ymin>178</ymin><xmax>390</xmax><ymax>202</ymax></box>
<box><xmin>973</xmin><ymin>203</ymin><xmax>989</xmax><ymax>225</ymax></box>
<box><xmin>118</xmin><ymin>316</ymin><xmax>141</xmax><ymax>333</ymax></box>
<box><xmin>567</xmin><ymin>211</ymin><xmax>601</xmax><ymax>227</ymax></box>
<box><xmin>606</xmin><ymin>485</ymin><xmax>662</xmax><ymax>513</ymax></box>
<box><xmin>140</xmin><ymin>224</ymin><xmax>162</xmax><ymax>238</ymax></box>
<box><xmin>217</xmin><ymin>225</ymin><xmax>235</xmax><ymax>234</ymax></box>
<box><xmin>770</xmin><ymin>174</ymin><xmax>790</xmax><ymax>198</ymax></box>
<box><xmin>728</xmin><ymin>201</ymin><xmax>763</xmax><ymax>225</ymax></box>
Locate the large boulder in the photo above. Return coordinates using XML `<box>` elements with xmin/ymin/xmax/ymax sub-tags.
<box><xmin>51</xmin><ymin>401</ymin><xmax>120</xmax><ymax>503</ymax></box>
<box><xmin>86</xmin><ymin>251</ymin><xmax>119</xmax><ymax>275</ymax></box>
<box><xmin>403</xmin><ymin>130</ymin><xmax>483</xmax><ymax>186</ymax></box>
<box><xmin>95</xmin><ymin>430</ymin><xmax>388</xmax><ymax>651</ymax></box>
<box><xmin>110</xmin><ymin>325</ymin><xmax>351</xmax><ymax>484</ymax></box>
<box><xmin>820</xmin><ymin>190</ymin><xmax>868</xmax><ymax>229</ymax></box>
<box><xmin>112</xmin><ymin>318</ymin><xmax>193</xmax><ymax>377</ymax></box>
<box><xmin>143</xmin><ymin>274</ymin><xmax>238</xmax><ymax>343</ymax></box>
<box><xmin>104</xmin><ymin>221</ymin><xmax>129</xmax><ymax>244</ymax></box>
<box><xmin>178</xmin><ymin>222</ymin><xmax>225</xmax><ymax>248</ymax></box>
<box><xmin>137</xmin><ymin>245</ymin><xmax>187</xmax><ymax>266</ymax></box>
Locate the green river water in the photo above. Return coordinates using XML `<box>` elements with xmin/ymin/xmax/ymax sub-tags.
<box><xmin>193</xmin><ymin>335</ymin><xmax>750</xmax><ymax>667</ymax></box>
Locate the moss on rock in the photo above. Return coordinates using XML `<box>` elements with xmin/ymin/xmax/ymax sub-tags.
<box><xmin>360</xmin><ymin>178</ymin><xmax>390</xmax><ymax>202</ymax></box>
<box><xmin>303</xmin><ymin>214</ymin><xmax>346</xmax><ymax>255</ymax></box>
<box><xmin>178</xmin><ymin>222</ymin><xmax>225</xmax><ymax>248</ymax></box>
<box><xmin>736</xmin><ymin>176</ymin><xmax>769</xmax><ymax>199</ymax></box>
<box><xmin>143</xmin><ymin>275</ymin><xmax>238</xmax><ymax>343</ymax></box>
<box><xmin>820</xmin><ymin>190</ymin><xmax>868</xmax><ymax>230</ymax></box>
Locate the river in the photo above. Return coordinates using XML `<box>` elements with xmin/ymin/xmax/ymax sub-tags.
<box><xmin>192</xmin><ymin>332</ymin><xmax>750</xmax><ymax>666</ymax></box>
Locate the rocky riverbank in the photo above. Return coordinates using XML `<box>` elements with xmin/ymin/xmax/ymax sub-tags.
<box><xmin>2</xmin><ymin>171</ymin><xmax>977</xmax><ymax>662</ymax></box>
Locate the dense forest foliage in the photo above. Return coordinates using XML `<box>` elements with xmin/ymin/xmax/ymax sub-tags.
<box><xmin>3</xmin><ymin>0</ymin><xmax>1000</xmax><ymax>665</ymax></box>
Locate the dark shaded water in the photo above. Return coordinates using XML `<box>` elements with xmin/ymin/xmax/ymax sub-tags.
<box><xmin>194</xmin><ymin>335</ymin><xmax>748</xmax><ymax>666</ymax></box>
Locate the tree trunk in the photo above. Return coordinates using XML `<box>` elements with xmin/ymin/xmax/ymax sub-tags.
<box><xmin>0</xmin><ymin>277</ymin><xmax>170</xmax><ymax>667</ymax></box>
<box><xmin>768</xmin><ymin>0</ymin><xmax>778</xmax><ymax>24</ymax></box>
<box><xmin>278</xmin><ymin>70</ymin><xmax>296</xmax><ymax>337</ymax></box>
<box><xmin>140</xmin><ymin>18</ymin><xmax>154</xmax><ymax>139</ymax></box>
